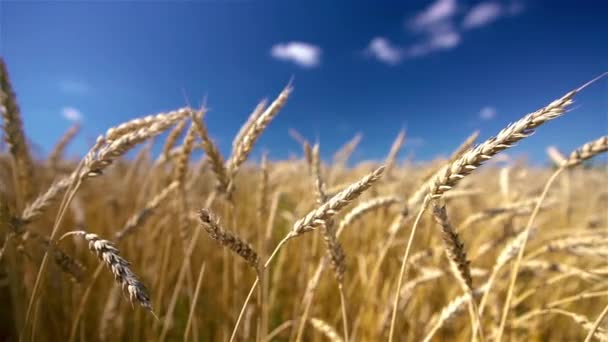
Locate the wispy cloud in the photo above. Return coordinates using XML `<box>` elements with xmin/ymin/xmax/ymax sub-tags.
<box><xmin>463</xmin><ymin>2</ymin><xmax>503</xmax><ymax>29</ymax></box>
<box><xmin>479</xmin><ymin>106</ymin><xmax>497</xmax><ymax>120</ymax></box>
<box><xmin>404</xmin><ymin>0</ymin><xmax>461</xmax><ymax>59</ymax></box>
<box><xmin>406</xmin><ymin>30</ymin><xmax>461</xmax><ymax>58</ymax></box>
<box><xmin>409</xmin><ymin>0</ymin><xmax>458</xmax><ymax>31</ymax></box>
<box><xmin>59</xmin><ymin>80</ymin><xmax>90</xmax><ymax>95</ymax></box>
<box><xmin>366</xmin><ymin>37</ymin><xmax>404</xmax><ymax>65</ymax></box>
<box><xmin>62</xmin><ymin>107</ymin><xmax>83</xmax><ymax>122</ymax></box>
<box><xmin>367</xmin><ymin>0</ymin><xmax>524</xmax><ymax>64</ymax></box>
<box><xmin>271</xmin><ymin>42</ymin><xmax>321</xmax><ymax>68</ymax></box>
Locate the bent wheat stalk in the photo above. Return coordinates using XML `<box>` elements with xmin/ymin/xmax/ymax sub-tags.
<box><xmin>230</xmin><ymin>166</ymin><xmax>385</xmax><ymax>342</ymax></box>
<box><xmin>22</xmin><ymin>109</ymin><xmax>188</xmax><ymax>338</ymax></box>
<box><xmin>496</xmin><ymin>135</ymin><xmax>608</xmax><ymax>341</ymax></box>
<box><xmin>585</xmin><ymin>303</ymin><xmax>608</xmax><ymax>342</ymax></box>
<box><xmin>388</xmin><ymin>81</ymin><xmax>581</xmax><ymax>341</ymax></box>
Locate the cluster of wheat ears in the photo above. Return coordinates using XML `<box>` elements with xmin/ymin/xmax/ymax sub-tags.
<box><xmin>0</xmin><ymin>58</ymin><xmax>607</xmax><ymax>341</ymax></box>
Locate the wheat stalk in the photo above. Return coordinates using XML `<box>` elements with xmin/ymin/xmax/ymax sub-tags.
<box><xmin>98</xmin><ymin>284</ymin><xmax>122</xmax><ymax>341</ymax></box>
<box><xmin>234</xmin><ymin>166</ymin><xmax>384</xmax><ymax>341</ymax></box>
<box><xmin>497</xmin><ymin>134</ymin><xmax>608</xmax><ymax>340</ymax></box>
<box><xmin>311</xmin><ymin>143</ymin><xmax>348</xmax><ymax>340</ymax></box>
<box><xmin>389</xmin><ymin>84</ymin><xmax>581</xmax><ymax>341</ymax></box>
<box><xmin>514</xmin><ymin>309</ymin><xmax>608</xmax><ymax>342</ymax></box>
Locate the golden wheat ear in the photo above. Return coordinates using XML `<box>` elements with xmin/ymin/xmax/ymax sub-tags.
<box><xmin>60</xmin><ymin>230</ymin><xmax>154</xmax><ymax>313</ymax></box>
<box><xmin>0</xmin><ymin>58</ymin><xmax>35</xmax><ymax>203</ymax></box>
<box><xmin>198</xmin><ymin>208</ymin><xmax>260</xmax><ymax>270</ymax></box>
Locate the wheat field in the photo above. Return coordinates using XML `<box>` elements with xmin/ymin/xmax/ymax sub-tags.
<box><xmin>1</xmin><ymin>59</ymin><xmax>607</xmax><ymax>341</ymax></box>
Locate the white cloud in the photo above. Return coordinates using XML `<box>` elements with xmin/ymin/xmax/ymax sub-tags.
<box><xmin>366</xmin><ymin>37</ymin><xmax>404</xmax><ymax>65</ymax></box>
<box><xmin>463</xmin><ymin>2</ymin><xmax>503</xmax><ymax>29</ymax></box>
<box><xmin>405</xmin><ymin>30</ymin><xmax>461</xmax><ymax>58</ymax></box>
<box><xmin>404</xmin><ymin>0</ymin><xmax>461</xmax><ymax>59</ymax></box>
<box><xmin>409</xmin><ymin>0</ymin><xmax>458</xmax><ymax>32</ymax></box>
<box><xmin>479</xmin><ymin>106</ymin><xmax>497</xmax><ymax>120</ymax></box>
<box><xmin>431</xmin><ymin>30</ymin><xmax>461</xmax><ymax>48</ymax></box>
<box><xmin>271</xmin><ymin>42</ymin><xmax>321</xmax><ymax>68</ymax></box>
<box><xmin>62</xmin><ymin>107</ymin><xmax>83</xmax><ymax>122</ymax></box>
<box><xmin>369</xmin><ymin>0</ymin><xmax>523</xmax><ymax>63</ymax></box>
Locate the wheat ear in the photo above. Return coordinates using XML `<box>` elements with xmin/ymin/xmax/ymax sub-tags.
<box><xmin>22</xmin><ymin>109</ymin><xmax>187</xmax><ymax>338</ymax></box>
<box><xmin>389</xmin><ymin>84</ymin><xmax>580</xmax><ymax>342</ymax></box>
<box><xmin>173</xmin><ymin>114</ymin><xmax>200</xmax><ymax>184</ymax></box>
<box><xmin>333</xmin><ymin>133</ymin><xmax>362</xmax><ymax>166</ymax></box>
<box><xmin>546</xmin><ymin>146</ymin><xmax>567</xmax><ymax>166</ymax></box>
<box><xmin>432</xmin><ymin>204</ymin><xmax>472</xmax><ymax>291</ymax></box>
<box><xmin>310</xmin><ymin>318</ymin><xmax>344</xmax><ymax>342</ymax></box>
<box><xmin>60</xmin><ymin>230</ymin><xmax>154</xmax><ymax>312</ymax></box>
<box><xmin>228</xmin><ymin>84</ymin><xmax>292</xmax><ymax>178</ymax></box>
<box><xmin>233</xmin><ymin>166</ymin><xmax>384</xmax><ymax>342</ymax></box>
<box><xmin>115</xmin><ymin>181</ymin><xmax>179</xmax><ymax>240</ymax></box>
<box><xmin>191</xmin><ymin>111</ymin><xmax>230</xmax><ymax>193</ymax></box>
<box><xmin>432</xmin><ymin>204</ymin><xmax>484</xmax><ymax>342</ymax></box>
<box><xmin>21</xmin><ymin>176</ymin><xmax>74</xmax><ymax>224</ymax></box>
<box><xmin>48</xmin><ymin>123</ymin><xmax>80</xmax><ymax>169</ymax></box>
<box><xmin>0</xmin><ymin>58</ymin><xmax>35</xmax><ymax>203</ymax></box>
<box><xmin>291</xmin><ymin>166</ymin><xmax>385</xmax><ymax>237</ymax></box>
<box><xmin>160</xmin><ymin>118</ymin><xmax>188</xmax><ymax>163</ymax></box>
<box><xmin>337</xmin><ymin>196</ymin><xmax>400</xmax><ymax>236</ymax></box>
<box><xmin>295</xmin><ymin>196</ymin><xmax>399</xmax><ymax>342</ymax></box>
<box><xmin>430</xmin><ymin>93</ymin><xmax>576</xmax><ymax>199</ymax></box>
<box><xmin>311</xmin><ymin>144</ymin><xmax>348</xmax><ymax>340</ymax></box>
<box><xmin>565</xmin><ymin>135</ymin><xmax>608</xmax><ymax>167</ymax></box>
<box><xmin>497</xmin><ymin>134</ymin><xmax>608</xmax><ymax>340</ymax></box>
<box><xmin>83</xmin><ymin>109</ymin><xmax>190</xmax><ymax>179</ymax></box>
<box><xmin>232</xmin><ymin>99</ymin><xmax>268</xmax><ymax>152</ymax></box>
<box><xmin>198</xmin><ymin>209</ymin><xmax>260</xmax><ymax>270</ymax></box>
<box><xmin>384</xmin><ymin>129</ymin><xmax>406</xmax><ymax>179</ymax></box>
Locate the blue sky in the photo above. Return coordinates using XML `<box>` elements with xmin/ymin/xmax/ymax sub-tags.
<box><xmin>1</xmin><ymin>0</ymin><xmax>607</xmax><ymax>164</ymax></box>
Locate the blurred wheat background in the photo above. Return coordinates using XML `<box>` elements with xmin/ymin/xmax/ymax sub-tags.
<box><xmin>1</xmin><ymin>56</ymin><xmax>607</xmax><ymax>342</ymax></box>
